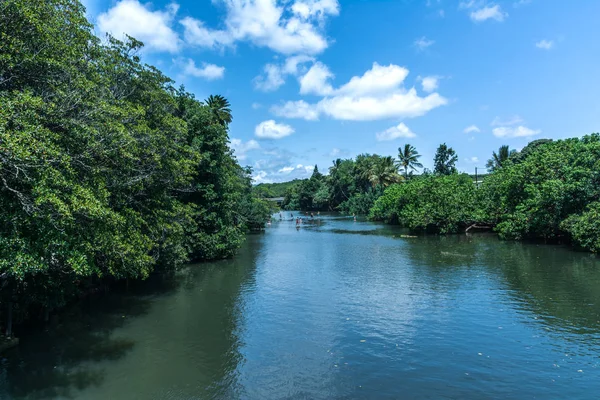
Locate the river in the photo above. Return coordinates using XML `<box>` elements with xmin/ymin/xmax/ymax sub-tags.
<box><xmin>1</xmin><ymin>214</ymin><xmax>600</xmax><ymax>399</ymax></box>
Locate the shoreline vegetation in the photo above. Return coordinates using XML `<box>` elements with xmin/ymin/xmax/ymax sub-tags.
<box><xmin>0</xmin><ymin>0</ymin><xmax>598</xmax><ymax>345</ymax></box>
<box><xmin>0</xmin><ymin>0</ymin><xmax>272</xmax><ymax>339</ymax></box>
<box><xmin>257</xmin><ymin>136</ymin><xmax>600</xmax><ymax>253</ymax></box>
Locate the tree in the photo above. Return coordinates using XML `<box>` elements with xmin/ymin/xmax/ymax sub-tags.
<box><xmin>369</xmin><ymin>156</ymin><xmax>402</xmax><ymax>188</ymax></box>
<box><xmin>433</xmin><ymin>143</ymin><xmax>458</xmax><ymax>175</ymax></box>
<box><xmin>0</xmin><ymin>0</ymin><xmax>265</xmax><ymax>330</ymax></box>
<box><xmin>397</xmin><ymin>144</ymin><xmax>423</xmax><ymax>179</ymax></box>
<box><xmin>205</xmin><ymin>94</ymin><xmax>232</xmax><ymax>126</ymax></box>
<box><xmin>486</xmin><ymin>145</ymin><xmax>515</xmax><ymax>172</ymax></box>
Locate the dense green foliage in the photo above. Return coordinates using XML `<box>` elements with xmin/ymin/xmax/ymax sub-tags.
<box><xmin>370</xmin><ymin>174</ymin><xmax>479</xmax><ymax>233</ymax></box>
<box><xmin>370</xmin><ymin>134</ymin><xmax>600</xmax><ymax>253</ymax></box>
<box><xmin>486</xmin><ymin>145</ymin><xmax>515</xmax><ymax>172</ymax></box>
<box><xmin>252</xmin><ymin>179</ymin><xmax>307</xmax><ymax>198</ymax></box>
<box><xmin>0</xmin><ymin>0</ymin><xmax>270</xmax><ymax>332</ymax></box>
<box><xmin>281</xmin><ymin>155</ymin><xmax>402</xmax><ymax>214</ymax></box>
<box><xmin>480</xmin><ymin>134</ymin><xmax>600</xmax><ymax>244</ymax></box>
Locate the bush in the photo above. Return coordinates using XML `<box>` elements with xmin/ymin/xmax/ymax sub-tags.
<box><xmin>560</xmin><ymin>202</ymin><xmax>600</xmax><ymax>252</ymax></box>
<box><xmin>370</xmin><ymin>174</ymin><xmax>478</xmax><ymax>234</ymax></box>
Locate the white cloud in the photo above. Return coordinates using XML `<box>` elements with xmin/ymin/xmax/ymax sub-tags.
<box><xmin>330</xmin><ymin>148</ymin><xmax>340</xmax><ymax>157</ymax></box>
<box><xmin>181</xmin><ymin>59</ymin><xmax>225</xmax><ymax>80</ymax></box>
<box><xmin>421</xmin><ymin>76</ymin><xmax>439</xmax><ymax>92</ymax></box>
<box><xmin>414</xmin><ymin>36</ymin><xmax>435</xmax><ymax>50</ymax></box>
<box><xmin>181</xmin><ymin>0</ymin><xmax>339</xmax><ymax>55</ymax></box>
<box><xmin>491</xmin><ymin>115</ymin><xmax>524</xmax><ymax>126</ymax></box>
<box><xmin>535</xmin><ymin>39</ymin><xmax>554</xmax><ymax>50</ymax></box>
<box><xmin>254</xmin><ymin>64</ymin><xmax>285</xmax><ymax>91</ymax></box>
<box><xmin>299</xmin><ymin>62</ymin><xmax>334</xmax><ymax>95</ymax></box>
<box><xmin>465</xmin><ymin>156</ymin><xmax>479</xmax><ymax>163</ymax></box>
<box><xmin>469</xmin><ymin>5</ymin><xmax>507</xmax><ymax>22</ymax></box>
<box><xmin>252</xmin><ymin>102</ymin><xmax>263</xmax><ymax>109</ymax></box>
<box><xmin>492</xmin><ymin>126</ymin><xmax>540</xmax><ymax>138</ymax></box>
<box><xmin>254</xmin><ymin>55</ymin><xmax>315</xmax><ymax>92</ymax></box>
<box><xmin>273</xmin><ymin>62</ymin><xmax>446</xmax><ymax>121</ymax></box>
<box><xmin>230</xmin><ymin>138</ymin><xmax>260</xmax><ymax>160</ymax></box>
<box><xmin>318</xmin><ymin>90</ymin><xmax>446</xmax><ymax>121</ymax></box>
<box><xmin>98</xmin><ymin>0</ymin><xmax>180</xmax><ymax>53</ymax></box>
<box><xmin>464</xmin><ymin>125</ymin><xmax>481</xmax><ymax>134</ymax></box>
<box><xmin>255</xmin><ymin>120</ymin><xmax>295</xmax><ymax>139</ymax></box>
<box><xmin>376</xmin><ymin>123</ymin><xmax>416</xmax><ymax>141</ymax></box>
<box><xmin>278</xmin><ymin>166</ymin><xmax>295</xmax><ymax>174</ymax></box>
<box><xmin>252</xmin><ymin>170</ymin><xmax>272</xmax><ymax>184</ymax></box>
<box><xmin>271</xmin><ymin>100</ymin><xmax>320</xmax><ymax>120</ymax></box>
<box><xmin>335</xmin><ymin>63</ymin><xmax>410</xmax><ymax>96</ymax></box>
<box><xmin>291</xmin><ymin>0</ymin><xmax>340</xmax><ymax>20</ymax></box>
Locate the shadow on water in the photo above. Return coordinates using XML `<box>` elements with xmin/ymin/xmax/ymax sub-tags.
<box><xmin>0</xmin><ymin>270</ymin><xmax>189</xmax><ymax>400</ymax></box>
<box><xmin>0</xmin><ymin>236</ymin><xmax>263</xmax><ymax>400</ymax></box>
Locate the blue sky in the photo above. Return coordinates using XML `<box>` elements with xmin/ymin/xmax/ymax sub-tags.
<box><xmin>83</xmin><ymin>0</ymin><xmax>600</xmax><ymax>182</ymax></box>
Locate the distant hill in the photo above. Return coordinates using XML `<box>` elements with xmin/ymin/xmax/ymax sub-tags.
<box><xmin>252</xmin><ymin>179</ymin><xmax>306</xmax><ymax>198</ymax></box>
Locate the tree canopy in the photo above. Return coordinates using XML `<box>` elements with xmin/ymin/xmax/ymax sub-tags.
<box><xmin>0</xmin><ymin>0</ymin><xmax>270</xmax><ymax>332</ymax></box>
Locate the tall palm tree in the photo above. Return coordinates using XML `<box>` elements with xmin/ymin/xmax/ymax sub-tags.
<box><xmin>369</xmin><ymin>156</ymin><xmax>402</xmax><ymax>188</ymax></box>
<box><xmin>205</xmin><ymin>94</ymin><xmax>232</xmax><ymax>126</ymax></box>
<box><xmin>486</xmin><ymin>145</ymin><xmax>514</xmax><ymax>172</ymax></box>
<box><xmin>396</xmin><ymin>144</ymin><xmax>423</xmax><ymax>179</ymax></box>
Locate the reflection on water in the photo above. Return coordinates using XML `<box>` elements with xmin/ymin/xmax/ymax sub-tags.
<box><xmin>1</xmin><ymin>214</ymin><xmax>600</xmax><ymax>399</ymax></box>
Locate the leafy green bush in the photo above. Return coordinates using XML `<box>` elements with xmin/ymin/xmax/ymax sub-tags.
<box><xmin>481</xmin><ymin>134</ymin><xmax>600</xmax><ymax>242</ymax></box>
<box><xmin>561</xmin><ymin>202</ymin><xmax>600</xmax><ymax>252</ymax></box>
<box><xmin>370</xmin><ymin>174</ymin><xmax>478</xmax><ymax>233</ymax></box>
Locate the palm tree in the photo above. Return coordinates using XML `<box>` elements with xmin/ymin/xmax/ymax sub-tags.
<box><xmin>396</xmin><ymin>144</ymin><xmax>423</xmax><ymax>179</ymax></box>
<box><xmin>486</xmin><ymin>145</ymin><xmax>515</xmax><ymax>172</ymax></box>
<box><xmin>369</xmin><ymin>156</ymin><xmax>402</xmax><ymax>188</ymax></box>
<box><xmin>205</xmin><ymin>94</ymin><xmax>232</xmax><ymax>126</ymax></box>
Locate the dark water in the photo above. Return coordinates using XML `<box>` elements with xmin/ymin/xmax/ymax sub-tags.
<box><xmin>2</xmin><ymin>214</ymin><xmax>600</xmax><ymax>399</ymax></box>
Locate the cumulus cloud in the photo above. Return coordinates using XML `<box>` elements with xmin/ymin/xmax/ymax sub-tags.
<box><xmin>535</xmin><ymin>39</ymin><xmax>554</xmax><ymax>50</ymax></box>
<box><xmin>273</xmin><ymin>63</ymin><xmax>446</xmax><ymax>121</ymax></box>
<box><xmin>254</xmin><ymin>64</ymin><xmax>285</xmax><ymax>91</ymax></box>
<box><xmin>471</xmin><ymin>5</ymin><xmax>507</xmax><ymax>22</ymax></box>
<box><xmin>465</xmin><ymin>156</ymin><xmax>479</xmax><ymax>163</ymax></box>
<box><xmin>255</xmin><ymin>120</ymin><xmax>295</xmax><ymax>139</ymax></box>
<box><xmin>490</xmin><ymin>115</ymin><xmax>539</xmax><ymax>138</ymax></box>
<box><xmin>299</xmin><ymin>62</ymin><xmax>334</xmax><ymax>95</ymax></box>
<box><xmin>251</xmin><ymin>146</ymin><xmax>317</xmax><ymax>183</ymax></box>
<box><xmin>98</xmin><ymin>0</ymin><xmax>181</xmax><ymax>53</ymax></box>
<box><xmin>376</xmin><ymin>123</ymin><xmax>416</xmax><ymax>141</ymax></box>
<box><xmin>180</xmin><ymin>59</ymin><xmax>225</xmax><ymax>80</ymax></box>
<box><xmin>254</xmin><ymin>55</ymin><xmax>315</xmax><ymax>92</ymax></box>
<box><xmin>229</xmin><ymin>138</ymin><xmax>260</xmax><ymax>160</ymax></box>
<box><xmin>252</xmin><ymin>170</ymin><xmax>271</xmax><ymax>183</ymax></box>
<box><xmin>414</xmin><ymin>36</ymin><xmax>435</xmax><ymax>51</ymax></box>
<box><xmin>421</xmin><ymin>76</ymin><xmax>439</xmax><ymax>92</ymax></box>
<box><xmin>492</xmin><ymin>126</ymin><xmax>540</xmax><ymax>138</ymax></box>
<box><xmin>181</xmin><ymin>0</ymin><xmax>339</xmax><ymax>55</ymax></box>
<box><xmin>460</xmin><ymin>2</ymin><xmax>507</xmax><ymax>22</ymax></box>
<box><xmin>272</xmin><ymin>100</ymin><xmax>321</xmax><ymax>120</ymax></box>
<box><xmin>464</xmin><ymin>125</ymin><xmax>481</xmax><ymax>133</ymax></box>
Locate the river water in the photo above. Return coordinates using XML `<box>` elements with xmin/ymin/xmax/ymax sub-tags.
<box><xmin>1</xmin><ymin>214</ymin><xmax>600</xmax><ymax>399</ymax></box>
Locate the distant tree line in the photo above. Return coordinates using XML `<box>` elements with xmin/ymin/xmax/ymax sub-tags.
<box><xmin>0</xmin><ymin>0</ymin><xmax>271</xmax><ymax>336</ymax></box>
<box><xmin>279</xmin><ymin>136</ymin><xmax>600</xmax><ymax>254</ymax></box>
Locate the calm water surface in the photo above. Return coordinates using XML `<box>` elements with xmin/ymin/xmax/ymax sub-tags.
<box><xmin>2</xmin><ymin>214</ymin><xmax>600</xmax><ymax>399</ymax></box>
